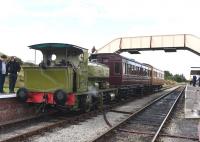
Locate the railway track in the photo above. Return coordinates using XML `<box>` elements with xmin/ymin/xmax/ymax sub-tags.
<box><xmin>0</xmin><ymin>86</ymin><xmax>175</xmax><ymax>142</ymax></box>
<box><xmin>91</xmin><ymin>86</ymin><xmax>185</xmax><ymax>142</ymax></box>
<box><xmin>0</xmin><ymin>110</ymin><xmax>100</xmax><ymax>142</ymax></box>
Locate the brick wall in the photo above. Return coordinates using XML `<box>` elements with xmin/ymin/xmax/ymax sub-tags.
<box><xmin>0</xmin><ymin>98</ymin><xmax>37</xmax><ymax>124</ymax></box>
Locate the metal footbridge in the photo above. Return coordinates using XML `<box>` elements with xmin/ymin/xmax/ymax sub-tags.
<box><xmin>97</xmin><ymin>34</ymin><xmax>200</xmax><ymax>55</ymax></box>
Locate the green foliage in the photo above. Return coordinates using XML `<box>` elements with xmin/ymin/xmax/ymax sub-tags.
<box><xmin>173</xmin><ymin>74</ymin><xmax>187</xmax><ymax>82</ymax></box>
<box><xmin>164</xmin><ymin>71</ymin><xmax>173</xmax><ymax>80</ymax></box>
<box><xmin>164</xmin><ymin>71</ymin><xmax>186</xmax><ymax>82</ymax></box>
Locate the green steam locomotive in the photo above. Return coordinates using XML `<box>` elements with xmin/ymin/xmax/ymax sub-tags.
<box><xmin>17</xmin><ymin>43</ymin><xmax>116</xmax><ymax>112</ymax></box>
<box><xmin>17</xmin><ymin>43</ymin><xmax>164</xmax><ymax>112</ymax></box>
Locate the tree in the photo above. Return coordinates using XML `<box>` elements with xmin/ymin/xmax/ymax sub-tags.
<box><xmin>164</xmin><ymin>71</ymin><xmax>186</xmax><ymax>82</ymax></box>
<box><xmin>164</xmin><ymin>71</ymin><xmax>173</xmax><ymax>80</ymax></box>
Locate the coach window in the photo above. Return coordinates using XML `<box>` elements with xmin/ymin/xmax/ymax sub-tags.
<box><xmin>127</xmin><ymin>64</ymin><xmax>130</xmax><ymax>74</ymax></box>
<box><xmin>131</xmin><ymin>65</ymin><xmax>133</xmax><ymax>74</ymax></box>
<box><xmin>122</xmin><ymin>63</ymin><xmax>125</xmax><ymax>74</ymax></box>
<box><xmin>131</xmin><ymin>65</ymin><xmax>134</xmax><ymax>74</ymax></box>
<box><xmin>128</xmin><ymin>64</ymin><xmax>131</xmax><ymax>74</ymax></box>
<box><xmin>124</xmin><ymin>63</ymin><xmax>127</xmax><ymax>74</ymax></box>
<box><xmin>135</xmin><ymin>66</ymin><xmax>138</xmax><ymax>75</ymax></box>
<box><xmin>144</xmin><ymin>69</ymin><xmax>147</xmax><ymax>76</ymax></box>
<box><xmin>136</xmin><ymin>66</ymin><xmax>139</xmax><ymax>75</ymax></box>
<box><xmin>97</xmin><ymin>58</ymin><xmax>102</xmax><ymax>63</ymax></box>
<box><xmin>125</xmin><ymin>63</ymin><xmax>128</xmax><ymax>74</ymax></box>
<box><xmin>102</xmin><ymin>58</ymin><xmax>109</xmax><ymax>63</ymax></box>
<box><xmin>132</xmin><ymin>65</ymin><xmax>135</xmax><ymax>74</ymax></box>
<box><xmin>126</xmin><ymin>64</ymin><xmax>128</xmax><ymax>74</ymax></box>
<box><xmin>114</xmin><ymin>62</ymin><xmax>120</xmax><ymax>74</ymax></box>
<box><xmin>140</xmin><ymin>67</ymin><xmax>143</xmax><ymax>76</ymax></box>
<box><xmin>126</xmin><ymin>63</ymin><xmax>129</xmax><ymax>74</ymax></box>
<box><xmin>148</xmin><ymin>70</ymin><xmax>150</xmax><ymax>77</ymax></box>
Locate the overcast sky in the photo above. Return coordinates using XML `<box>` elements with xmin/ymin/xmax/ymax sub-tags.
<box><xmin>1</xmin><ymin>0</ymin><xmax>200</xmax><ymax>79</ymax></box>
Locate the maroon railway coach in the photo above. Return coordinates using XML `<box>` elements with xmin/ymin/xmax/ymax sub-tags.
<box><xmin>90</xmin><ymin>53</ymin><xmax>164</xmax><ymax>96</ymax></box>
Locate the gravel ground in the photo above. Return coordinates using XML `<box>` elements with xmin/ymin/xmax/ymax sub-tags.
<box><xmin>28</xmin><ymin>87</ymin><xmax>179</xmax><ymax>142</ymax></box>
<box><xmin>0</xmin><ymin>118</ymin><xmax>60</xmax><ymax>141</ymax></box>
<box><xmin>29</xmin><ymin>112</ymin><xmax>129</xmax><ymax>142</ymax></box>
<box><xmin>158</xmin><ymin>92</ymin><xmax>200</xmax><ymax>142</ymax></box>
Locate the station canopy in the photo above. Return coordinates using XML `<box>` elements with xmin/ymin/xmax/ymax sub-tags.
<box><xmin>190</xmin><ymin>67</ymin><xmax>200</xmax><ymax>75</ymax></box>
<box><xmin>97</xmin><ymin>34</ymin><xmax>200</xmax><ymax>55</ymax></box>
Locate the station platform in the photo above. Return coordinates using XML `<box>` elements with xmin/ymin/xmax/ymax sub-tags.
<box><xmin>0</xmin><ymin>93</ymin><xmax>16</xmax><ymax>99</ymax></box>
<box><xmin>185</xmin><ymin>84</ymin><xmax>200</xmax><ymax>118</ymax></box>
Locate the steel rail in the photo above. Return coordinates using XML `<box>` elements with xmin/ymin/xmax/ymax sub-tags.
<box><xmin>91</xmin><ymin>86</ymin><xmax>183</xmax><ymax>142</ymax></box>
<box><xmin>0</xmin><ymin>86</ymin><xmax>176</xmax><ymax>142</ymax></box>
<box><xmin>117</xmin><ymin>129</ymin><xmax>198</xmax><ymax>141</ymax></box>
<box><xmin>0</xmin><ymin>110</ymin><xmax>99</xmax><ymax>142</ymax></box>
<box><xmin>0</xmin><ymin>111</ymin><xmax>57</xmax><ymax>130</ymax></box>
<box><xmin>151</xmin><ymin>86</ymin><xmax>185</xmax><ymax>142</ymax></box>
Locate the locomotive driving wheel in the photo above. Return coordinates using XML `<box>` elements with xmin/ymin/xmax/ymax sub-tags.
<box><xmin>54</xmin><ymin>89</ymin><xmax>67</xmax><ymax>106</ymax></box>
<box><xmin>80</xmin><ymin>94</ymin><xmax>92</xmax><ymax>112</ymax></box>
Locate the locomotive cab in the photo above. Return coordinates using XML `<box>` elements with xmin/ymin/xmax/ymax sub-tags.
<box><xmin>17</xmin><ymin>43</ymin><xmax>88</xmax><ymax>109</ymax></box>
